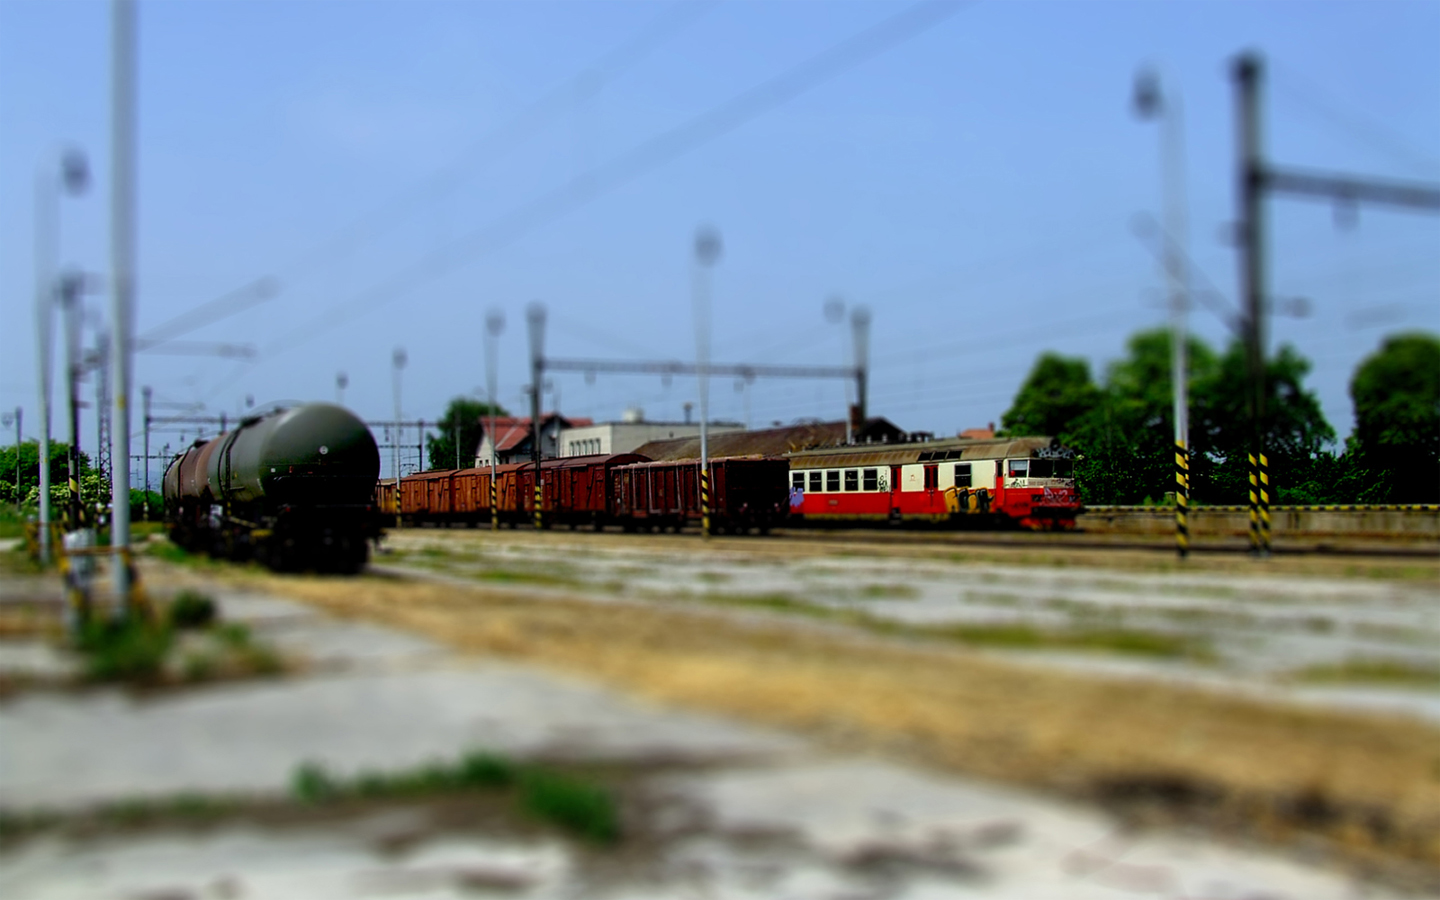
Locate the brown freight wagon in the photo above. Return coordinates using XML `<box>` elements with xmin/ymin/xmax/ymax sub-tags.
<box><xmin>513</xmin><ymin>454</ymin><xmax>648</xmax><ymax>529</ymax></box>
<box><xmin>612</xmin><ymin>457</ymin><xmax>790</xmax><ymax>534</ymax></box>
<box><xmin>453</xmin><ymin>463</ymin><xmax>528</xmax><ymax>526</ymax></box>
<box><xmin>400</xmin><ymin>469</ymin><xmax>459</xmax><ymax>524</ymax></box>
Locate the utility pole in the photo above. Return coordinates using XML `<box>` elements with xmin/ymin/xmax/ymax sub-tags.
<box><xmin>59</xmin><ymin>273</ymin><xmax>84</xmax><ymax>531</ymax></box>
<box><xmin>850</xmin><ymin>305</ymin><xmax>871</xmax><ymax>440</ymax></box>
<box><xmin>110</xmin><ymin>0</ymin><xmax>138</xmax><ymax>610</ymax></box>
<box><xmin>391</xmin><ymin>347</ymin><xmax>406</xmax><ymax>528</ymax></box>
<box><xmin>693</xmin><ymin>227</ymin><xmax>721</xmax><ymax>538</ymax></box>
<box><xmin>485</xmin><ymin>309</ymin><xmax>505</xmax><ymax>530</ymax></box>
<box><xmin>141</xmin><ymin>386</ymin><xmax>151</xmax><ymax>521</ymax></box>
<box><xmin>527</xmin><ymin>303</ymin><xmax>546</xmax><ymax>530</ymax></box>
<box><xmin>1231</xmin><ymin>51</ymin><xmax>1440</xmax><ymax>558</ymax></box>
<box><xmin>1135</xmin><ymin>65</ymin><xmax>1192</xmax><ymax>559</ymax></box>
<box><xmin>94</xmin><ymin>326</ymin><xmax>112</xmax><ymax>519</ymax></box>
<box><xmin>2</xmin><ymin>409</ymin><xmax>19</xmax><ymax>508</ymax></box>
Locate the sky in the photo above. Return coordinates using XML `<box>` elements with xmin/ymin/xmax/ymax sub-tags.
<box><xmin>2</xmin><ymin>0</ymin><xmax>1437</xmax><ymax>481</ymax></box>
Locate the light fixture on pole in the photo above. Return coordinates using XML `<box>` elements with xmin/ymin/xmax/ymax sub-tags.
<box><xmin>33</xmin><ymin>148</ymin><xmax>89</xmax><ymax>564</ymax></box>
<box><xmin>391</xmin><ymin>346</ymin><xmax>406</xmax><ymax>528</ymax></box>
<box><xmin>1</xmin><ymin>409</ymin><xmax>19</xmax><ymax>509</ymax></box>
<box><xmin>335</xmin><ymin>371</ymin><xmax>348</xmax><ymax>406</ymax></box>
<box><xmin>1134</xmin><ymin>63</ymin><xmax>1192</xmax><ymax>559</ymax></box>
<box><xmin>693</xmin><ymin>226</ymin><xmax>722</xmax><ymax>538</ymax></box>
<box><xmin>485</xmin><ymin>309</ymin><xmax>505</xmax><ymax>531</ymax></box>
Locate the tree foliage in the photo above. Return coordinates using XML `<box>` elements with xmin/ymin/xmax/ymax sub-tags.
<box><xmin>0</xmin><ymin>440</ymin><xmax>91</xmax><ymax>506</ymax></box>
<box><xmin>426</xmin><ymin>397</ymin><xmax>509</xmax><ymax>471</ymax></box>
<box><xmin>1346</xmin><ymin>333</ymin><xmax>1440</xmax><ymax>503</ymax></box>
<box><xmin>1000</xmin><ymin>328</ymin><xmax>1339</xmax><ymax>505</ymax></box>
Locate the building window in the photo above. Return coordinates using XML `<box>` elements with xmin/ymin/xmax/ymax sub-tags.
<box><xmin>809</xmin><ymin>471</ymin><xmax>822</xmax><ymax>492</ymax></box>
<box><xmin>826</xmin><ymin>470</ymin><xmax>840</xmax><ymax>492</ymax></box>
<box><xmin>954</xmin><ymin>463</ymin><xmax>971</xmax><ymax>488</ymax></box>
<box><xmin>844</xmin><ymin>469</ymin><xmax>859</xmax><ymax>491</ymax></box>
<box><xmin>862</xmin><ymin>468</ymin><xmax>878</xmax><ymax>491</ymax></box>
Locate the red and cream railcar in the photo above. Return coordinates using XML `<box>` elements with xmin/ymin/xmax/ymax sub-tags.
<box><xmin>785</xmin><ymin>436</ymin><xmax>1080</xmax><ymax>530</ymax></box>
<box><xmin>612</xmin><ymin>457</ymin><xmax>791</xmax><ymax>534</ymax></box>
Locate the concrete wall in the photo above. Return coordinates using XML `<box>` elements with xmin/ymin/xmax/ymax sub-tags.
<box><xmin>1079</xmin><ymin>506</ymin><xmax>1440</xmax><ymax>539</ymax></box>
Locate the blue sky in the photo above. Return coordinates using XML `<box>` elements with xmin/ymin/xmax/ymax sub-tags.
<box><xmin>2</xmin><ymin>0</ymin><xmax>1437</xmax><ymax>479</ymax></box>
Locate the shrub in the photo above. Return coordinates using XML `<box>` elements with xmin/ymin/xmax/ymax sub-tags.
<box><xmin>168</xmin><ymin>590</ymin><xmax>217</xmax><ymax>630</ymax></box>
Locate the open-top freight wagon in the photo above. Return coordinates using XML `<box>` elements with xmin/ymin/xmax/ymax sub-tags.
<box><xmin>389</xmin><ymin>453</ymin><xmax>791</xmax><ymax>534</ymax></box>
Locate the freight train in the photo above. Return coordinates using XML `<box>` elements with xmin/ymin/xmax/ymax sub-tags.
<box><xmin>384</xmin><ymin>435</ymin><xmax>1080</xmax><ymax>532</ymax></box>
<box><xmin>381</xmin><ymin>454</ymin><xmax>792</xmax><ymax>534</ymax></box>
<box><xmin>163</xmin><ymin>403</ymin><xmax>383</xmax><ymax>572</ymax></box>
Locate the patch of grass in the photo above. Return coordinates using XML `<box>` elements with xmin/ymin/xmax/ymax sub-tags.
<box><xmin>290</xmin><ymin>752</ymin><xmax>617</xmax><ymax>844</ymax></box>
<box><xmin>519</xmin><ymin>770</ymin><xmax>619</xmax><ymax>844</ymax></box>
<box><xmin>168</xmin><ymin>590</ymin><xmax>217</xmax><ymax>630</ymax></box>
<box><xmin>857</xmin><ymin>583</ymin><xmax>920</xmax><ymax>600</ymax></box>
<box><xmin>928</xmin><ymin>622</ymin><xmax>1204</xmax><ymax>659</ymax></box>
<box><xmin>1284</xmin><ymin>658</ymin><xmax>1440</xmax><ymax>689</ymax></box>
<box><xmin>695</xmin><ymin>571</ymin><xmax>732</xmax><ymax>584</ymax></box>
<box><xmin>75</xmin><ymin>617</ymin><xmax>173</xmax><ymax>683</ymax></box>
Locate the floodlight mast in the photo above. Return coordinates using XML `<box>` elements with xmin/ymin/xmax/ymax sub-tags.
<box><xmin>526</xmin><ymin>303</ymin><xmax>546</xmax><ymax>530</ymax></box>
<box><xmin>693</xmin><ymin>227</ymin><xmax>721</xmax><ymax>539</ymax></box>
<box><xmin>485</xmin><ymin>309</ymin><xmax>505</xmax><ymax>531</ymax></box>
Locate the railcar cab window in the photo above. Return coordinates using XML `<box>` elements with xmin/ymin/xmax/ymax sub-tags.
<box><xmin>1007</xmin><ymin>460</ymin><xmax>1029</xmax><ymax>479</ymax></box>
<box><xmin>844</xmin><ymin>469</ymin><xmax>859</xmax><ymax>492</ymax></box>
<box><xmin>809</xmin><ymin>471</ymin><xmax>822</xmax><ymax>492</ymax></box>
<box><xmin>863</xmin><ymin>468</ymin><xmax>878</xmax><ymax>491</ymax></box>
<box><xmin>954</xmin><ymin>463</ymin><xmax>971</xmax><ymax>488</ymax></box>
<box><xmin>826</xmin><ymin>470</ymin><xmax>840</xmax><ymax>492</ymax></box>
<box><xmin>792</xmin><ymin>472</ymin><xmax>804</xmax><ymax>489</ymax></box>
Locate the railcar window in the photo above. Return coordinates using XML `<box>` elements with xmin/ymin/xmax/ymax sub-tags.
<box><xmin>844</xmin><ymin>469</ymin><xmax>858</xmax><ymax>491</ymax></box>
<box><xmin>1007</xmin><ymin>460</ymin><xmax>1029</xmax><ymax>478</ymax></box>
<box><xmin>1054</xmin><ymin>459</ymin><xmax>1074</xmax><ymax>478</ymax></box>
<box><xmin>954</xmin><ymin>463</ymin><xmax>971</xmax><ymax>488</ymax></box>
<box><xmin>809</xmin><ymin>471</ymin><xmax>822</xmax><ymax>492</ymax></box>
<box><xmin>1029</xmin><ymin>460</ymin><xmax>1052</xmax><ymax>478</ymax></box>
<box><xmin>826</xmin><ymin>470</ymin><xmax>840</xmax><ymax>492</ymax></box>
<box><xmin>863</xmin><ymin>468</ymin><xmax>878</xmax><ymax>490</ymax></box>
<box><xmin>792</xmin><ymin>472</ymin><xmax>804</xmax><ymax>489</ymax></box>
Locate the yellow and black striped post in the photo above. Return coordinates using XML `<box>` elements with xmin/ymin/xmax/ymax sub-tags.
<box><xmin>490</xmin><ymin>479</ymin><xmax>498</xmax><ymax>531</ymax></box>
<box><xmin>533</xmin><ymin>476</ymin><xmax>543</xmax><ymax>530</ymax></box>
<box><xmin>1174</xmin><ymin>441</ymin><xmax>1189</xmax><ymax>558</ymax></box>
<box><xmin>700</xmin><ymin>468</ymin><xmax>711</xmax><ymax>538</ymax></box>
<box><xmin>1258</xmin><ymin>452</ymin><xmax>1271</xmax><ymax>555</ymax></box>
<box><xmin>1247</xmin><ymin>452</ymin><xmax>1260</xmax><ymax>554</ymax></box>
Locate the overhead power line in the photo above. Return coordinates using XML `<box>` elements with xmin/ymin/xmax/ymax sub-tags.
<box><xmin>266</xmin><ymin>0</ymin><xmax>969</xmax><ymax>357</ymax></box>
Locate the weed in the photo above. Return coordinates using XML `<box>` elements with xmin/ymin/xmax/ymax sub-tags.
<box><xmin>287</xmin><ymin>751</ymin><xmax>616</xmax><ymax>843</ymax></box>
<box><xmin>168</xmin><ymin>590</ymin><xmax>217</xmax><ymax>630</ymax></box>
<box><xmin>76</xmin><ymin>618</ymin><xmax>173</xmax><ymax>683</ymax></box>
<box><xmin>1284</xmin><ymin>658</ymin><xmax>1440</xmax><ymax>689</ymax></box>
<box><xmin>520</xmin><ymin>770</ymin><xmax>620</xmax><ymax>844</ymax></box>
<box><xmin>858</xmin><ymin>583</ymin><xmax>920</xmax><ymax>599</ymax></box>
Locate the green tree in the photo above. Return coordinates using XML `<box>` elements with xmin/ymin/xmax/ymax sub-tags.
<box><xmin>1190</xmin><ymin>341</ymin><xmax>1335</xmax><ymax>504</ymax></box>
<box><xmin>1065</xmin><ymin>329</ymin><xmax>1219</xmax><ymax>504</ymax></box>
<box><xmin>0</xmin><ymin>440</ymin><xmax>90</xmax><ymax>507</ymax></box>
<box><xmin>426</xmin><ymin>397</ymin><xmax>509</xmax><ymax>470</ymax></box>
<box><xmin>1346</xmin><ymin>333</ymin><xmax>1440</xmax><ymax>503</ymax></box>
<box><xmin>998</xmin><ymin>353</ymin><xmax>1100</xmax><ymax>438</ymax></box>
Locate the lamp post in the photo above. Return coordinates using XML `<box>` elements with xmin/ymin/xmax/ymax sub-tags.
<box><xmin>693</xmin><ymin>226</ymin><xmax>721</xmax><ymax>538</ymax></box>
<box><xmin>526</xmin><ymin>303</ymin><xmax>546</xmax><ymax>530</ymax></box>
<box><xmin>1134</xmin><ymin>65</ymin><xmax>1192</xmax><ymax>559</ymax></box>
<box><xmin>392</xmin><ymin>346</ymin><xmax>406</xmax><ymax>528</ymax></box>
<box><xmin>485</xmin><ymin>309</ymin><xmax>505</xmax><ymax>531</ymax></box>
<box><xmin>33</xmin><ymin>148</ymin><xmax>89</xmax><ymax>563</ymax></box>
<box><xmin>1</xmin><ymin>409</ymin><xmax>19</xmax><ymax>508</ymax></box>
<box><xmin>823</xmin><ymin>296</ymin><xmax>850</xmax><ymax>443</ymax></box>
<box><xmin>141</xmin><ymin>386</ymin><xmax>151</xmax><ymax>521</ymax></box>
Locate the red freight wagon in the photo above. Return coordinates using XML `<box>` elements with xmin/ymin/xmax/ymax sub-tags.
<box><xmin>785</xmin><ymin>436</ymin><xmax>1080</xmax><ymax>530</ymax></box>
<box><xmin>400</xmin><ymin>469</ymin><xmax>458</xmax><ymax>523</ymax></box>
<box><xmin>612</xmin><ymin>457</ymin><xmax>790</xmax><ymax>534</ymax></box>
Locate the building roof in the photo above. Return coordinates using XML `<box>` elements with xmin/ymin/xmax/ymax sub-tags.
<box><xmin>631</xmin><ymin>417</ymin><xmax>907</xmax><ymax>461</ymax></box>
<box><xmin>479</xmin><ymin>413</ymin><xmax>593</xmax><ymax>453</ymax></box>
